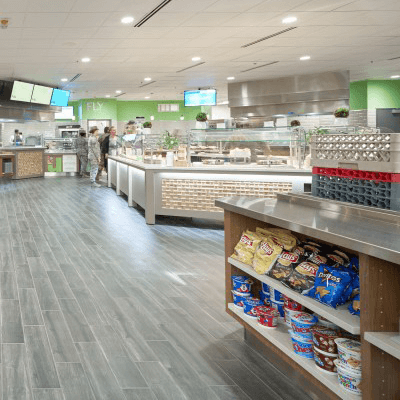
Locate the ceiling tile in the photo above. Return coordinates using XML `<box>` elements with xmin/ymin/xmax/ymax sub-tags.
<box><xmin>64</xmin><ymin>13</ymin><xmax>109</xmax><ymax>27</ymax></box>
<box><xmin>204</xmin><ymin>0</ymin><xmax>265</xmax><ymax>13</ymax></box>
<box><xmin>23</xmin><ymin>13</ymin><xmax>68</xmax><ymax>28</ymax></box>
<box><xmin>181</xmin><ymin>12</ymin><xmax>239</xmax><ymax>27</ymax></box>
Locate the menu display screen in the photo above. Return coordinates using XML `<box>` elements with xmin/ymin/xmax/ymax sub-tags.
<box><xmin>31</xmin><ymin>84</ymin><xmax>53</xmax><ymax>105</ymax></box>
<box><xmin>51</xmin><ymin>89</ymin><xmax>70</xmax><ymax>107</ymax></box>
<box><xmin>55</xmin><ymin>106</ymin><xmax>74</xmax><ymax>119</ymax></box>
<box><xmin>184</xmin><ymin>89</ymin><xmax>217</xmax><ymax>106</ymax></box>
<box><xmin>11</xmin><ymin>81</ymin><xmax>34</xmax><ymax>102</ymax></box>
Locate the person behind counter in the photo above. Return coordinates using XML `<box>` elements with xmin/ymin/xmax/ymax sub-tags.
<box><xmin>88</xmin><ymin>128</ymin><xmax>101</xmax><ymax>188</ymax></box>
<box><xmin>76</xmin><ymin>129</ymin><xmax>88</xmax><ymax>177</ymax></box>
<box><xmin>10</xmin><ymin>129</ymin><xmax>23</xmax><ymax>146</ymax></box>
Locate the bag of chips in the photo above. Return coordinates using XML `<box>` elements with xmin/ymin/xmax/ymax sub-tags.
<box><xmin>231</xmin><ymin>231</ymin><xmax>261</xmax><ymax>265</ymax></box>
<box><xmin>326</xmin><ymin>253</ymin><xmax>346</xmax><ymax>267</ymax></box>
<box><xmin>268</xmin><ymin>250</ymin><xmax>301</xmax><ymax>281</ymax></box>
<box><xmin>348</xmin><ymin>293</ymin><xmax>360</xmax><ymax>316</ymax></box>
<box><xmin>308</xmin><ymin>253</ymin><xmax>328</xmax><ymax>266</ymax></box>
<box><xmin>310</xmin><ymin>265</ymin><xmax>353</xmax><ymax>309</ymax></box>
<box><xmin>256</xmin><ymin>227</ymin><xmax>297</xmax><ymax>251</ymax></box>
<box><xmin>285</xmin><ymin>261</ymin><xmax>319</xmax><ymax>294</ymax></box>
<box><xmin>252</xmin><ymin>237</ymin><xmax>283</xmax><ymax>275</ymax></box>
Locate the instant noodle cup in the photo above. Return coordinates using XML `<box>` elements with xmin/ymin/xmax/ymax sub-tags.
<box><xmin>284</xmin><ymin>307</ymin><xmax>299</xmax><ymax>326</ymax></box>
<box><xmin>289</xmin><ymin>329</ymin><xmax>314</xmax><ymax>359</ymax></box>
<box><xmin>243</xmin><ymin>298</ymin><xmax>263</xmax><ymax>318</ymax></box>
<box><xmin>270</xmin><ymin>300</ymin><xmax>285</xmax><ymax>318</ymax></box>
<box><xmin>313</xmin><ymin>346</ymin><xmax>338</xmax><ymax>375</ymax></box>
<box><xmin>254</xmin><ymin>306</ymin><xmax>279</xmax><ymax>329</ymax></box>
<box><xmin>334</xmin><ymin>360</ymin><xmax>362</xmax><ymax>396</ymax></box>
<box><xmin>283</xmin><ymin>295</ymin><xmax>304</xmax><ymax>311</ymax></box>
<box><xmin>262</xmin><ymin>282</ymin><xmax>270</xmax><ymax>294</ymax></box>
<box><xmin>311</xmin><ymin>325</ymin><xmax>339</xmax><ymax>354</ymax></box>
<box><xmin>231</xmin><ymin>275</ymin><xmax>253</xmax><ymax>294</ymax></box>
<box><xmin>231</xmin><ymin>290</ymin><xmax>252</xmax><ymax>309</ymax></box>
<box><xmin>290</xmin><ymin>312</ymin><xmax>318</xmax><ymax>340</ymax></box>
<box><xmin>334</xmin><ymin>338</ymin><xmax>361</xmax><ymax>372</ymax></box>
<box><xmin>269</xmin><ymin>287</ymin><xmax>284</xmax><ymax>302</ymax></box>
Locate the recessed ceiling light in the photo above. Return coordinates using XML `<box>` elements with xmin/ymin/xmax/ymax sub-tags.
<box><xmin>116</xmin><ymin>90</ymin><xmax>122</xmax><ymax>94</ymax></box>
<box><xmin>105</xmin><ymin>95</ymin><xmax>111</xmax><ymax>98</ymax></box>
<box><xmin>282</xmin><ymin>16</ymin><xmax>297</xmax><ymax>24</ymax></box>
<box><xmin>61</xmin><ymin>78</ymin><xmax>68</xmax><ymax>82</ymax></box>
<box><xmin>391</xmin><ymin>75</ymin><xmax>400</xmax><ymax>79</ymax></box>
<box><xmin>121</xmin><ymin>16</ymin><xmax>134</xmax><ymax>24</ymax></box>
<box><xmin>144</xmin><ymin>77</ymin><xmax>152</xmax><ymax>81</ymax></box>
<box><xmin>227</xmin><ymin>77</ymin><xmax>235</xmax><ymax>80</ymax></box>
<box><xmin>192</xmin><ymin>57</ymin><xmax>201</xmax><ymax>62</ymax></box>
<box><xmin>300</xmin><ymin>56</ymin><xmax>311</xmax><ymax>60</ymax></box>
<box><xmin>81</xmin><ymin>57</ymin><xmax>90</xmax><ymax>63</ymax></box>
<box><xmin>145</xmin><ymin>96</ymin><xmax>150</xmax><ymax>99</ymax></box>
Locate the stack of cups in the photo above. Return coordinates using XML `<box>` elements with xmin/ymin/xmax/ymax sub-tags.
<box><xmin>283</xmin><ymin>295</ymin><xmax>304</xmax><ymax>326</ymax></box>
<box><xmin>269</xmin><ymin>288</ymin><xmax>285</xmax><ymax>318</ymax></box>
<box><xmin>259</xmin><ymin>283</ymin><xmax>270</xmax><ymax>306</ymax></box>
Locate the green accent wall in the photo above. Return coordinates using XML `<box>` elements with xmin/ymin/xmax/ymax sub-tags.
<box><xmin>350</xmin><ymin>81</ymin><xmax>368</xmax><ymax>110</ymax></box>
<box><xmin>67</xmin><ymin>99</ymin><xmax>202</xmax><ymax>122</ymax></box>
<box><xmin>350</xmin><ymin>79</ymin><xmax>400</xmax><ymax>110</ymax></box>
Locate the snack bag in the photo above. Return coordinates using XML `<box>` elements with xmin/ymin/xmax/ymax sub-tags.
<box><xmin>308</xmin><ymin>253</ymin><xmax>328</xmax><ymax>266</ymax></box>
<box><xmin>348</xmin><ymin>294</ymin><xmax>360</xmax><ymax>316</ymax></box>
<box><xmin>303</xmin><ymin>244</ymin><xmax>321</xmax><ymax>259</ymax></box>
<box><xmin>252</xmin><ymin>237</ymin><xmax>283</xmax><ymax>275</ymax></box>
<box><xmin>268</xmin><ymin>249</ymin><xmax>301</xmax><ymax>281</ymax></box>
<box><xmin>256</xmin><ymin>227</ymin><xmax>297</xmax><ymax>251</ymax></box>
<box><xmin>231</xmin><ymin>231</ymin><xmax>261</xmax><ymax>265</ymax></box>
<box><xmin>286</xmin><ymin>261</ymin><xmax>319</xmax><ymax>294</ymax></box>
<box><xmin>326</xmin><ymin>253</ymin><xmax>346</xmax><ymax>267</ymax></box>
<box><xmin>310</xmin><ymin>265</ymin><xmax>353</xmax><ymax>309</ymax></box>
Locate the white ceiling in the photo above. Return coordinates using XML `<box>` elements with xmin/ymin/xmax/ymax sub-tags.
<box><xmin>1</xmin><ymin>0</ymin><xmax>400</xmax><ymax>102</ymax></box>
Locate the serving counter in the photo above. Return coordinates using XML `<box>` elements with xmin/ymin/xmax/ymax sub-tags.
<box><xmin>108</xmin><ymin>156</ymin><xmax>312</xmax><ymax>224</ymax></box>
<box><xmin>45</xmin><ymin>151</ymin><xmax>79</xmax><ymax>176</ymax></box>
<box><xmin>217</xmin><ymin>193</ymin><xmax>400</xmax><ymax>400</ymax></box>
<box><xmin>0</xmin><ymin>147</ymin><xmax>46</xmax><ymax>179</ymax></box>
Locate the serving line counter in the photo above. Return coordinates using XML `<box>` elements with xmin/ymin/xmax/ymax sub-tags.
<box><xmin>108</xmin><ymin>155</ymin><xmax>312</xmax><ymax>224</ymax></box>
<box><xmin>217</xmin><ymin>193</ymin><xmax>400</xmax><ymax>400</ymax></box>
<box><xmin>0</xmin><ymin>147</ymin><xmax>46</xmax><ymax>179</ymax></box>
<box><xmin>44</xmin><ymin>150</ymin><xmax>79</xmax><ymax>176</ymax></box>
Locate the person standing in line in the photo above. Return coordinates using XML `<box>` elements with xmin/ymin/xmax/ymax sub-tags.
<box><xmin>88</xmin><ymin>128</ymin><xmax>101</xmax><ymax>188</ymax></box>
<box><xmin>97</xmin><ymin>126</ymin><xmax>110</xmax><ymax>181</ymax></box>
<box><xmin>76</xmin><ymin>129</ymin><xmax>88</xmax><ymax>177</ymax></box>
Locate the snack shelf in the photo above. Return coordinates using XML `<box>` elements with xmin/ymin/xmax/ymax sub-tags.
<box><xmin>228</xmin><ymin>257</ymin><xmax>360</xmax><ymax>335</ymax></box>
<box><xmin>228</xmin><ymin>304</ymin><xmax>359</xmax><ymax>400</ymax></box>
<box><xmin>364</xmin><ymin>332</ymin><xmax>400</xmax><ymax>360</ymax></box>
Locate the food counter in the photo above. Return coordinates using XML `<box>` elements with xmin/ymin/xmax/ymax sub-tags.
<box><xmin>0</xmin><ymin>147</ymin><xmax>46</xmax><ymax>179</ymax></box>
<box><xmin>108</xmin><ymin>156</ymin><xmax>312</xmax><ymax>224</ymax></box>
<box><xmin>44</xmin><ymin>138</ymin><xmax>79</xmax><ymax>175</ymax></box>
<box><xmin>216</xmin><ymin>193</ymin><xmax>400</xmax><ymax>400</ymax></box>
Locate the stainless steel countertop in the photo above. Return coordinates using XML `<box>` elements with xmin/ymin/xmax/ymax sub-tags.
<box><xmin>1</xmin><ymin>146</ymin><xmax>46</xmax><ymax>151</ymax></box>
<box><xmin>215</xmin><ymin>193</ymin><xmax>400</xmax><ymax>264</ymax></box>
<box><xmin>45</xmin><ymin>151</ymin><xmax>77</xmax><ymax>154</ymax></box>
<box><xmin>108</xmin><ymin>156</ymin><xmax>311</xmax><ymax>175</ymax></box>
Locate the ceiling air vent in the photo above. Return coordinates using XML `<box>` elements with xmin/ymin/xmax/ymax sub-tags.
<box><xmin>134</xmin><ymin>0</ymin><xmax>173</xmax><ymax>27</ymax></box>
<box><xmin>241</xmin><ymin>61</ymin><xmax>279</xmax><ymax>73</ymax></box>
<box><xmin>70</xmin><ymin>74</ymin><xmax>82</xmax><ymax>82</ymax></box>
<box><xmin>115</xmin><ymin>92</ymin><xmax>126</xmax><ymax>98</ymax></box>
<box><xmin>176</xmin><ymin>62</ymin><xmax>205</xmax><ymax>73</ymax></box>
<box><xmin>241</xmin><ymin>27</ymin><xmax>297</xmax><ymax>48</ymax></box>
<box><xmin>387</xmin><ymin>56</ymin><xmax>400</xmax><ymax>61</ymax></box>
<box><xmin>139</xmin><ymin>81</ymin><xmax>156</xmax><ymax>88</ymax></box>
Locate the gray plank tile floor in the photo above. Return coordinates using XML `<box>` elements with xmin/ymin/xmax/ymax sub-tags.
<box><xmin>0</xmin><ymin>177</ymin><xmax>313</xmax><ymax>400</ymax></box>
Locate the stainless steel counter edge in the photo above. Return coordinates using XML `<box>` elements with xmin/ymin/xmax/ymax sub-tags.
<box><xmin>108</xmin><ymin>156</ymin><xmax>312</xmax><ymax>175</ymax></box>
<box><xmin>216</xmin><ymin>194</ymin><xmax>400</xmax><ymax>264</ymax></box>
<box><xmin>1</xmin><ymin>147</ymin><xmax>46</xmax><ymax>151</ymax></box>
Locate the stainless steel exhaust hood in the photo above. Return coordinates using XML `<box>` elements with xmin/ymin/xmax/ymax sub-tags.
<box><xmin>0</xmin><ymin>102</ymin><xmax>58</xmax><ymax>123</ymax></box>
<box><xmin>228</xmin><ymin>71</ymin><xmax>350</xmax><ymax>118</ymax></box>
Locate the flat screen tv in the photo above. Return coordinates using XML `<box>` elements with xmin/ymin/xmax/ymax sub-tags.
<box><xmin>31</xmin><ymin>84</ymin><xmax>53</xmax><ymax>105</ymax></box>
<box><xmin>55</xmin><ymin>106</ymin><xmax>74</xmax><ymax>120</ymax></box>
<box><xmin>11</xmin><ymin>81</ymin><xmax>34</xmax><ymax>102</ymax></box>
<box><xmin>184</xmin><ymin>89</ymin><xmax>217</xmax><ymax>106</ymax></box>
<box><xmin>51</xmin><ymin>88</ymin><xmax>70</xmax><ymax>107</ymax></box>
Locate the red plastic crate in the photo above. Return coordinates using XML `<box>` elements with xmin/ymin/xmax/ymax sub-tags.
<box><xmin>312</xmin><ymin>167</ymin><xmax>400</xmax><ymax>183</ymax></box>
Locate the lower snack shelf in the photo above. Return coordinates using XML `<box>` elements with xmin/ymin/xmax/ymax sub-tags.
<box><xmin>228</xmin><ymin>303</ymin><xmax>360</xmax><ymax>400</ymax></box>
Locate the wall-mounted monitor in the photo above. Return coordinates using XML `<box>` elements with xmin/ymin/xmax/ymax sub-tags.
<box><xmin>55</xmin><ymin>106</ymin><xmax>74</xmax><ymax>120</ymax></box>
<box><xmin>51</xmin><ymin>88</ymin><xmax>70</xmax><ymax>107</ymax></box>
<box><xmin>31</xmin><ymin>84</ymin><xmax>53</xmax><ymax>105</ymax></box>
<box><xmin>11</xmin><ymin>81</ymin><xmax>34</xmax><ymax>102</ymax></box>
<box><xmin>184</xmin><ymin>89</ymin><xmax>217</xmax><ymax>107</ymax></box>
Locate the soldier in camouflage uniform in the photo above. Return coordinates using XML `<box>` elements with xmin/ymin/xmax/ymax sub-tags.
<box><xmin>76</xmin><ymin>130</ymin><xmax>88</xmax><ymax>177</ymax></box>
<box><xmin>88</xmin><ymin>128</ymin><xmax>101</xmax><ymax>187</ymax></box>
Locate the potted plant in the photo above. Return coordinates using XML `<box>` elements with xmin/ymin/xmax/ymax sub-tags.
<box><xmin>334</xmin><ymin>107</ymin><xmax>349</xmax><ymax>118</ymax></box>
<box><xmin>291</xmin><ymin>120</ymin><xmax>300</xmax><ymax>127</ymax></box>
<box><xmin>142</xmin><ymin>121</ymin><xmax>152</xmax><ymax>134</ymax></box>
<box><xmin>196</xmin><ymin>112</ymin><xmax>208</xmax><ymax>129</ymax></box>
<box><xmin>159</xmin><ymin>130</ymin><xmax>179</xmax><ymax>166</ymax></box>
